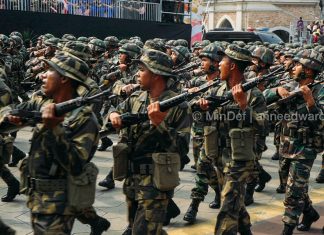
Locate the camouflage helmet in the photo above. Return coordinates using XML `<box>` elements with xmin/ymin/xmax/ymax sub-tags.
<box><xmin>119</xmin><ymin>43</ymin><xmax>141</xmax><ymax>59</ymax></box>
<box><xmin>303</xmin><ymin>44</ymin><xmax>313</xmax><ymax>49</ymax></box>
<box><xmin>43</xmin><ymin>52</ymin><xmax>90</xmax><ymax>89</ymax></box>
<box><xmin>133</xmin><ymin>40</ymin><xmax>144</xmax><ymax>48</ymax></box>
<box><xmin>171</xmin><ymin>45</ymin><xmax>190</xmax><ymax>63</ymax></box>
<box><xmin>192</xmin><ymin>41</ymin><xmax>202</xmax><ymax>49</ymax></box>
<box><xmin>130</xmin><ymin>36</ymin><xmax>142</xmax><ymax>42</ymax></box>
<box><xmin>199</xmin><ymin>44</ymin><xmax>223</xmax><ymax>61</ymax></box>
<box><xmin>104</xmin><ymin>36</ymin><xmax>119</xmax><ymax>48</ymax></box>
<box><xmin>0</xmin><ymin>34</ymin><xmax>10</xmax><ymax>49</ymax></box>
<box><xmin>44</xmin><ymin>37</ymin><xmax>60</xmax><ymax>48</ymax></box>
<box><xmin>61</xmin><ymin>34</ymin><xmax>76</xmax><ymax>42</ymax></box>
<box><xmin>43</xmin><ymin>33</ymin><xmax>54</xmax><ymax>40</ymax></box>
<box><xmin>263</xmin><ymin>42</ymin><xmax>270</xmax><ymax>47</ymax></box>
<box><xmin>252</xmin><ymin>46</ymin><xmax>274</xmax><ymax>65</ymax></box>
<box><xmin>9</xmin><ymin>31</ymin><xmax>22</xmax><ymax>39</ymax></box>
<box><xmin>144</xmin><ymin>40</ymin><xmax>166</xmax><ymax>52</ymax></box>
<box><xmin>77</xmin><ymin>36</ymin><xmax>89</xmax><ymax>44</ymax></box>
<box><xmin>319</xmin><ymin>47</ymin><xmax>324</xmax><ymax>54</ymax></box>
<box><xmin>293</xmin><ymin>49</ymin><xmax>323</xmax><ymax>72</ymax></box>
<box><xmin>292</xmin><ymin>42</ymin><xmax>300</xmax><ymax>49</ymax></box>
<box><xmin>9</xmin><ymin>35</ymin><xmax>23</xmax><ymax>49</ymax></box>
<box><xmin>62</xmin><ymin>41</ymin><xmax>91</xmax><ymax>61</ymax></box>
<box><xmin>165</xmin><ymin>40</ymin><xmax>175</xmax><ymax>49</ymax></box>
<box><xmin>200</xmin><ymin>40</ymin><xmax>211</xmax><ymax>48</ymax></box>
<box><xmin>174</xmin><ymin>39</ymin><xmax>188</xmax><ymax>48</ymax></box>
<box><xmin>255</xmin><ymin>41</ymin><xmax>263</xmax><ymax>46</ymax></box>
<box><xmin>219</xmin><ymin>44</ymin><xmax>252</xmax><ymax>63</ymax></box>
<box><xmin>133</xmin><ymin>49</ymin><xmax>174</xmax><ymax>77</ymax></box>
<box><xmin>118</xmin><ymin>39</ymin><xmax>129</xmax><ymax>46</ymax></box>
<box><xmin>268</xmin><ymin>44</ymin><xmax>277</xmax><ymax>50</ymax></box>
<box><xmin>88</xmin><ymin>39</ymin><xmax>106</xmax><ymax>53</ymax></box>
<box><xmin>284</xmin><ymin>49</ymin><xmax>297</xmax><ymax>58</ymax></box>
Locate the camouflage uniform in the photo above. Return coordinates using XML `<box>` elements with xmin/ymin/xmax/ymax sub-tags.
<box><xmin>211</xmin><ymin>45</ymin><xmax>268</xmax><ymax>235</ymax></box>
<box><xmin>0</xmin><ymin>66</ymin><xmax>20</xmax><ymax>202</ymax></box>
<box><xmin>110</xmin><ymin>49</ymin><xmax>191</xmax><ymax>235</ymax></box>
<box><xmin>264</xmin><ymin>49</ymin><xmax>323</xmax><ymax>234</ymax></box>
<box><xmin>0</xmin><ymin>53</ymin><xmax>100</xmax><ymax>234</ymax></box>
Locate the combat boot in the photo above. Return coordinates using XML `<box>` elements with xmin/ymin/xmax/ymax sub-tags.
<box><xmin>239</xmin><ymin>227</ymin><xmax>253</xmax><ymax>235</ymax></box>
<box><xmin>271</xmin><ymin>147</ymin><xmax>281</xmax><ymax>160</ymax></box>
<box><xmin>297</xmin><ymin>206</ymin><xmax>320</xmax><ymax>231</ymax></box>
<box><xmin>209</xmin><ymin>187</ymin><xmax>221</xmax><ymax>209</ymax></box>
<box><xmin>276</xmin><ymin>184</ymin><xmax>286</xmax><ymax>194</ymax></box>
<box><xmin>183</xmin><ymin>199</ymin><xmax>201</xmax><ymax>223</ymax></box>
<box><xmin>282</xmin><ymin>224</ymin><xmax>295</xmax><ymax>235</ymax></box>
<box><xmin>244</xmin><ymin>180</ymin><xmax>256</xmax><ymax>206</ymax></box>
<box><xmin>1</xmin><ymin>170</ymin><xmax>20</xmax><ymax>202</ymax></box>
<box><xmin>98</xmin><ymin>169</ymin><xmax>115</xmax><ymax>189</ymax></box>
<box><xmin>316</xmin><ymin>169</ymin><xmax>324</xmax><ymax>183</ymax></box>
<box><xmin>90</xmin><ymin>216</ymin><xmax>110</xmax><ymax>235</ymax></box>
<box><xmin>122</xmin><ymin>226</ymin><xmax>132</xmax><ymax>235</ymax></box>
<box><xmin>164</xmin><ymin>199</ymin><xmax>181</xmax><ymax>226</ymax></box>
<box><xmin>97</xmin><ymin>137</ymin><xmax>113</xmax><ymax>151</ymax></box>
<box><xmin>255</xmin><ymin>168</ymin><xmax>271</xmax><ymax>192</ymax></box>
<box><xmin>276</xmin><ymin>171</ymin><xmax>287</xmax><ymax>193</ymax></box>
<box><xmin>8</xmin><ymin>146</ymin><xmax>27</xmax><ymax>167</ymax></box>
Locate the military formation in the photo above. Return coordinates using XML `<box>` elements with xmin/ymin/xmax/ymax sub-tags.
<box><xmin>0</xmin><ymin>32</ymin><xmax>323</xmax><ymax>235</ymax></box>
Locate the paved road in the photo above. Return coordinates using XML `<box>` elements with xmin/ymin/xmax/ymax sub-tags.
<box><xmin>0</xmin><ymin>128</ymin><xmax>323</xmax><ymax>235</ymax></box>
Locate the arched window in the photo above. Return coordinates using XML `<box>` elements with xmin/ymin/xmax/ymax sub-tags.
<box><xmin>219</xmin><ymin>19</ymin><xmax>233</xmax><ymax>29</ymax></box>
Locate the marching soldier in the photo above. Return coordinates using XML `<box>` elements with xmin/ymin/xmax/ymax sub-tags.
<box><xmin>264</xmin><ymin>49</ymin><xmax>323</xmax><ymax>235</ymax></box>
<box><xmin>108</xmin><ymin>49</ymin><xmax>191</xmax><ymax>235</ymax></box>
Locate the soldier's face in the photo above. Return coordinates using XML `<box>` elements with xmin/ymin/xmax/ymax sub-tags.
<box><xmin>41</xmin><ymin>68</ymin><xmax>63</xmax><ymax>97</ymax></box>
<box><xmin>219</xmin><ymin>56</ymin><xmax>232</xmax><ymax>81</ymax></box>
<box><xmin>283</xmin><ymin>56</ymin><xmax>293</xmax><ymax>71</ymax></box>
<box><xmin>171</xmin><ymin>51</ymin><xmax>178</xmax><ymax>64</ymax></box>
<box><xmin>137</xmin><ymin>64</ymin><xmax>154</xmax><ymax>90</ymax></box>
<box><xmin>119</xmin><ymin>53</ymin><xmax>127</xmax><ymax>64</ymax></box>
<box><xmin>291</xmin><ymin>62</ymin><xmax>303</xmax><ymax>80</ymax></box>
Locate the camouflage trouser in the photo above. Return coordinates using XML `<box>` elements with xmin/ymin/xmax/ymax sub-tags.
<box><xmin>133</xmin><ymin>199</ymin><xmax>169</xmax><ymax>235</ymax></box>
<box><xmin>191</xmin><ymin>124</ymin><xmax>204</xmax><ymax>168</ymax></box>
<box><xmin>278</xmin><ymin>157</ymin><xmax>292</xmax><ymax>186</ymax></box>
<box><xmin>246</xmin><ymin>159</ymin><xmax>261</xmax><ymax>184</ymax></box>
<box><xmin>215</xmin><ymin>160</ymin><xmax>254</xmax><ymax>235</ymax></box>
<box><xmin>75</xmin><ymin>206</ymin><xmax>99</xmax><ymax>225</ymax></box>
<box><xmin>123</xmin><ymin>174</ymin><xmax>172</xmax><ymax>235</ymax></box>
<box><xmin>282</xmin><ymin>158</ymin><xmax>314</xmax><ymax>226</ymax></box>
<box><xmin>31</xmin><ymin>213</ymin><xmax>75</xmax><ymax>235</ymax></box>
<box><xmin>191</xmin><ymin>148</ymin><xmax>221</xmax><ymax>201</ymax></box>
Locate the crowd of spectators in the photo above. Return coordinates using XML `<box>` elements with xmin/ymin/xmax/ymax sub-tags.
<box><xmin>297</xmin><ymin>17</ymin><xmax>324</xmax><ymax>44</ymax></box>
<box><xmin>0</xmin><ymin>0</ymin><xmax>190</xmax><ymax>23</ymax></box>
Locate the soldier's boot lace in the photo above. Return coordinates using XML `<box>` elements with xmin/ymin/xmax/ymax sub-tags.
<box><xmin>8</xmin><ymin>146</ymin><xmax>27</xmax><ymax>167</ymax></box>
<box><xmin>316</xmin><ymin>168</ymin><xmax>324</xmax><ymax>183</ymax></box>
<box><xmin>297</xmin><ymin>206</ymin><xmax>320</xmax><ymax>231</ymax></box>
<box><xmin>244</xmin><ymin>179</ymin><xmax>256</xmax><ymax>206</ymax></box>
<box><xmin>97</xmin><ymin>137</ymin><xmax>113</xmax><ymax>151</ymax></box>
<box><xmin>183</xmin><ymin>199</ymin><xmax>201</xmax><ymax>223</ymax></box>
<box><xmin>282</xmin><ymin>224</ymin><xmax>295</xmax><ymax>235</ymax></box>
<box><xmin>255</xmin><ymin>168</ymin><xmax>272</xmax><ymax>192</ymax></box>
<box><xmin>90</xmin><ymin>216</ymin><xmax>110</xmax><ymax>235</ymax></box>
<box><xmin>164</xmin><ymin>199</ymin><xmax>181</xmax><ymax>226</ymax></box>
<box><xmin>209</xmin><ymin>186</ymin><xmax>221</xmax><ymax>209</ymax></box>
<box><xmin>98</xmin><ymin>169</ymin><xmax>115</xmax><ymax>189</ymax></box>
<box><xmin>1</xmin><ymin>170</ymin><xmax>20</xmax><ymax>202</ymax></box>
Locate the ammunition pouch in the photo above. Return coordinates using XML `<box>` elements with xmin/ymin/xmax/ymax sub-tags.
<box><xmin>113</xmin><ymin>143</ymin><xmax>129</xmax><ymax>181</ymax></box>
<box><xmin>203</xmin><ymin>126</ymin><xmax>218</xmax><ymax>159</ymax></box>
<box><xmin>67</xmin><ymin>162</ymin><xmax>98</xmax><ymax>210</ymax></box>
<box><xmin>28</xmin><ymin>177</ymin><xmax>66</xmax><ymax>192</ymax></box>
<box><xmin>152</xmin><ymin>152</ymin><xmax>181</xmax><ymax>191</ymax></box>
<box><xmin>229</xmin><ymin>128</ymin><xmax>256</xmax><ymax>161</ymax></box>
<box><xmin>0</xmin><ymin>135</ymin><xmax>14</xmax><ymax>164</ymax></box>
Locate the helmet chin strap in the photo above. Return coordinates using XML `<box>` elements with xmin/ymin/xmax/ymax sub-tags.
<box><xmin>295</xmin><ymin>68</ymin><xmax>307</xmax><ymax>82</ymax></box>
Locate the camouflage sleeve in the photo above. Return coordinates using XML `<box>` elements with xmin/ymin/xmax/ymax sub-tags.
<box><xmin>249</xmin><ymin>88</ymin><xmax>269</xmax><ymax>153</ymax></box>
<box><xmin>263</xmin><ymin>87</ymin><xmax>279</xmax><ymax>104</ymax></box>
<box><xmin>44</xmin><ymin>112</ymin><xmax>99</xmax><ymax>176</ymax></box>
<box><xmin>112</xmin><ymin>79</ymin><xmax>125</xmax><ymax>95</ymax></box>
<box><xmin>0</xmin><ymin>80</ymin><xmax>12</xmax><ymax>107</ymax></box>
<box><xmin>150</xmin><ymin>103</ymin><xmax>192</xmax><ymax>157</ymax></box>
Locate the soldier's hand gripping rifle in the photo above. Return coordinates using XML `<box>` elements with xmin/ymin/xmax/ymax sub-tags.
<box><xmin>199</xmin><ymin>65</ymin><xmax>285</xmax><ymax>110</ymax></box>
<box><xmin>0</xmin><ymin>91</ymin><xmax>117</xmax><ymax>134</ymax></box>
<box><xmin>267</xmin><ymin>77</ymin><xmax>324</xmax><ymax>110</ymax></box>
<box><xmin>99</xmin><ymin>79</ymin><xmax>222</xmax><ymax>138</ymax></box>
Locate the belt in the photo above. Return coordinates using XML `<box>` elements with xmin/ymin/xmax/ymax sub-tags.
<box><xmin>28</xmin><ymin>177</ymin><xmax>66</xmax><ymax>192</ymax></box>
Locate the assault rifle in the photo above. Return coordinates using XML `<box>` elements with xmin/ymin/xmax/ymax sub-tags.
<box><xmin>99</xmin><ymin>79</ymin><xmax>222</xmax><ymax>138</ymax></box>
<box><xmin>172</xmin><ymin>61</ymin><xmax>200</xmax><ymax>75</ymax></box>
<box><xmin>267</xmin><ymin>78</ymin><xmax>323</xmax><ymax>110</ymax></box>
<box><xmin>199</xmin><ymin>65</ymin><xmax>285</xmax><ymax>109</ymax></box>
<box><xmin>0</xmin><ymin>91</ymin><xmax>117</xmax><ymax>134</ymax></box>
